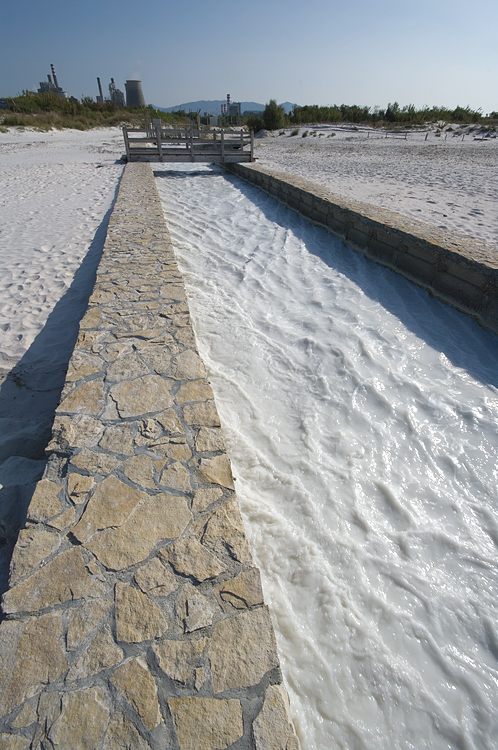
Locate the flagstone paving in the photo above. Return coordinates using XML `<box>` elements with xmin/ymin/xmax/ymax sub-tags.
<box><xmin>0</xmin><ymin>163</ymin><xmax>300</xmax><ymax>750</ymax></box>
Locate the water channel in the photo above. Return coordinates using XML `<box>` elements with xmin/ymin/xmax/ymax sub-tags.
<box><xmin>155</xmin><ymin>164</ymin><xmax>498</xmax><ymax>750</ymax></box>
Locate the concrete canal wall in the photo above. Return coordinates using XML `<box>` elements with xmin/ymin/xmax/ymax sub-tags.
<box><xmin>224</xmin><ymin>163</ymin><xmax>498</xmax><ymax>336</ymax></box>
<box><xmin>0</xmin><ymin>163</ymin><xmax>300</xmax><ymax>750</ymax></box>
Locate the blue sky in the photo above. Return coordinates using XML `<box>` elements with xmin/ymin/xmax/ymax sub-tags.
<box><xmin>1</xmin><ymin>0</ymin><xmax>497</xmax><ymax>113</ymax></box>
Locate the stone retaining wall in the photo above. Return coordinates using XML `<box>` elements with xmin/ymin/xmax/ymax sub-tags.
<box><xmin>224</xmin><ymin>163</ymin><xmax>498</xmax><ymax>336</ymax></box>
<box><xmin>0</xmin><ymin>163</ymin><xmax>300</xmax><ymax>750</ymax></box>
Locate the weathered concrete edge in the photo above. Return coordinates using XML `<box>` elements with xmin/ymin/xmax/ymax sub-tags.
<box><xmin>0</xmin><ymin>163</ymin><xmax>301</xmax><ymax>750</ymax></box>
<box><xmin>223</xmin><ymin>162</ymin><xmax>498</xmax><ymax>336</ymax></box>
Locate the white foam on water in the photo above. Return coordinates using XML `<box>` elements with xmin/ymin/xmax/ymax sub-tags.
<box><xmin>156</xmin><ymin>163</ymin><xmax>498</xmax><ymax>750</ymax></box>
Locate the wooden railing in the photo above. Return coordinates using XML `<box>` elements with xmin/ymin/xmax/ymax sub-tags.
<box><xmin>122</xmin><ymin>126</ymin><xmax>254</xmax><ymax>163</ymax></box>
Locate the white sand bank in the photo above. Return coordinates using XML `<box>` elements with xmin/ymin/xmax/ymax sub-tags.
<box><xmin>254</xmin><ymin>126</ymin><xmax>498</xmax><ymax>250</ymax></box>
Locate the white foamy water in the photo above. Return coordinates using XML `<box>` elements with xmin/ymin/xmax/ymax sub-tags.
<box><xmin>156</xmin><ymin>164</ymin><xmax>498</xmax><ymax>750</ymax></box>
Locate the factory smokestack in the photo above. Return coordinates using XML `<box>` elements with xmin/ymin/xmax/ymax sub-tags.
<box><xmin>125</xmin><ymin>80</ymin><xmax>146</xmax><ymax>107</ymax></box>
<box><xmin>97</xmin><ymin>77</ymin><xmax>104</xmax><ymax>104</ymax></box>
<box><xmin>50</xmin><ymin>64</ymin><xmax>59</xmax><ymax>90</ymax></box>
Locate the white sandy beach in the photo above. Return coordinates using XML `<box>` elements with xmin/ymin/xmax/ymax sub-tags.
<box><xmin>1</xmin><ymin>126</ymin><xmax>497</xmax><ymax>749</ymax></box>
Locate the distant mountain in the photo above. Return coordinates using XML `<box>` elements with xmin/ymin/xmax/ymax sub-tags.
<box><xmin>152</xmin><ymin>100</ymin><xmax>297</xmax><ymax>115</ymax></box>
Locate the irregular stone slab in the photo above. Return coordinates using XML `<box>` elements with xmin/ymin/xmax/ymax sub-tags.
<box><xmin>123</xmin><ymin>454</ymin><xmax>157</xmax><ymax>489</ymax></box>
<box><xmin>153</xmin><ymin>439</ymin><xmax>191</xmax><ymax>462</ymax></box>
<box><xmin>73</xmin><ymin>475</ymin><xmax>145</xmax><ymax>543</ymax></box>
<box><xmin>253</xmin><ymin>684</ymin><xmax>301</xmax><ymax>750</ymax></box>
<box><xmin>183</xmin><ymin>401</ymin><xmax>221</xmax><ymax>427</ymax></box>
<box><xmin>201</xmin><ymin>498</ymin><xmax>252</xmax><ymax>564</ymax></box>
<box><xmin>110</xmin><ymin>658</ymin><xmax>161</xmax><ymax>729</ymax></box>
<box><xmin>110</xmin><ymin>375</ymin><xmax>174</xmax><ymax>417</ymax></box>
<box><xmin>209</xmin><ymin>607</ymin><xmax>280</xmax><ymax>694</ymax></box>
<box><xmin>9</xmin><ymin>524</ymin><xmax>62</xmax><ymax>584</ymax></box>
<box><xmin>2</xmin><ymin>547</ymin><xmax>106</xmax><ymax>614</ymax></box>
<box><xmin>153</xmin><ymin>638</ymin><xmax>207</xmax><ymax>684</ymax></box>
<box><xmin>11</xmin><ymin>702</ymin><xmax>37</xmax><ymax>728</ymax></box>
<box><xmin>67</xmin><ymin>599</ymin><xmax>112</xmax><ymax>650</ymax></box>
<box><xmin>66</xmin><ymin>351</ymin><xmax>103</xmax><ymax>381</ymax></box>
<box><xmin>168</xmin><ymin>697</ymin><xmax>243</xmax><ymax>750</ymax></box>
<box><xmin>156</xmin><ymin>408</ymin><xmax>185</xmax><ymax>434</ymax></box>
<box><xmin>134</xmin><ymin>558</ymin><xmax>179</xmax><ymax>597</ymax></box>
<box><xmin>106</xmin><ymin>352</ymin><xmax>149</xmax><ymax>382</ymax></box>
<box><xmin>26</xmin><ymin>478</ymin><xmax>62</xmax><ymax>523</ymax></box>
<box><xmin>102</xmin><ymin>712</ymin><xmax>150</xmax><ymax>750</ymax></box>
<box><xmin>51</xmin><ymin>414</ymin><xmax>105</xmax><ymax>449</ymax></box>
<box><xmin>176</xmin><ymin>381</ymin><xmax>213</xmax><ymax>404</ymax></box>
<box><xmin>192</xmin><ymin>487</ymin><xmax>223</xmax><ymax>515</ymax></box>
<box><xmin>67</xmin><ymin>473</ymin><xmax>95</xmax><ymax>503</ymax></box>
<box><xmin>98</xmin><ymin>423</ymin><xmax>135</xmax><ymax>455</ymax></box>
<box><xmin>159</xmin><ymin>461</ymin><xmax>192</xmax><ymax>492</ymax></box>
<box><xmin>0</xmin><ymin>613</ymin><xmax>67</xmax><ymax>715</ymax></box>
<box><xmin>175</xmin><ymin>326</ymin><xmax>196</xmax><ymax>347</ymax></box>
<box><xmin>58</xmin><ymin>379</ymin><xmax>105</xmax><ymax>416</ymax></box>
<box><xmin>79</xmin><ymin>307</ymin><xmax>102</xmax><ymax>329</ymax></box>
<box><xmin>214</xmin><ymin>569</ymin><xmax>264</xmax><ymax>612</ymax></box>
<box><xmin>159</xmin><ymin>538</ymin><xmax>227</xmax><ymax>582</ymax></box>
<box><xmin>0</xmin><ymin>735</ymin><xmax>30</xmax><ymax>750</ymax></box>
<box><xmin>47</xmin><ymin>506</ymin><xmax>76</xmax><ymax>531</ymax></box>
<box><xmin>138</xmin><ymin>346</ymin><xmax>172</xmax><ymax>374</ymax></box>
<box><xmin>170</xmin><ymin>350</ymin><xmax>206</xmax><ymax>380</ymax></box>
<box><xmin>67</xmin><ymin>628</ymin><xmax>123</xmax><ymax>681</ymax></box>
<box><xmin>184</xmin><ymin>591</ymin><xmax>216</xmax><ymax>633</ymax></box>
<box><xmin>70</xmin><ymin>449</ymin><xmax>121</xmax><ymax>476</ymax></box>
<box><xmin>115</xmin><ymin>583</ymin><xmax>168</xmax><ymax>642</ymax></box>
<box><xmin>47</xmin><ymin>687</ymin><xmax>110</xmax><ymax>750</ymax></box>
<box><xmin>196</xmin><ymin>427</ymin><xmax>225</xmax><ymax>453</ymax></box>
<box><xmin>84</xmin><ymin>493</ymin><xmax>192</xmax><ymax>570</ymax></box>
<box><xmin>196</xmin><ymin>455</ymin><xmax>234</xmax><ymax>490</ymax></box>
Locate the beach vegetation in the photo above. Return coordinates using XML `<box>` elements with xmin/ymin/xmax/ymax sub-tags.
<box><xmin>246</xmin><ymin>114</ymin><xmax>264</xmax><ymax>133</ymax></box>
<box><xmin>290</xmin><ymin>102</ymin><xmax>490</xmax><ymax>127</ymax></box>
<box><xmin>290</xmin><ymin>128</ymin><xmax>299</xmax><ymax>136</ymax></box>
<box><xmin>263</xmin><ymin>99</ymin><xmax>286</xmax><ymax>131</ymax></box>
<box><xmin>0</xmin><ymin>92</ymin><xmax>187</xmax><ymax>130</ymax></box>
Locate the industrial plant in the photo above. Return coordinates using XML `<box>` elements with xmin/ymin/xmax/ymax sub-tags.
<box><xmin>37</xmin><ymin>64</ymin><xmax>67</xmax><ymax>98</ymax></box>
<box><xmin>34</xmin><ymin>64</ymin><xmax>146</xmax><ymax>108</ymax></box>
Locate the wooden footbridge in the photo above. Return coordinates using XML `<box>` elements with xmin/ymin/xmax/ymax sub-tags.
<box><xmin>122</xmin><ymin>125</ymin><xmax>254</xmax><ymax>163</ymax></box>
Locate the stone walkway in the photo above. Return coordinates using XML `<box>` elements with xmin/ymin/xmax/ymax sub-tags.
<box><xmin>0</xmin><ymin>163</ymin><xmax>300</xmax><ymax>750</ymax></box>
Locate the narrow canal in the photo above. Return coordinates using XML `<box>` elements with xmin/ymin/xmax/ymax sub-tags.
<box><xmin>156</xmin><ymin>164</ymin><xmax>498</xmax><ymax>750</ymax></box>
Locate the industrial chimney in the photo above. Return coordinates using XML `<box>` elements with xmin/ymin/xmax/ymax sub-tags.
<box><xmin>125</xmin><ymin>80</ymin><xmax>146</xmax><ymax>107</ymax></box>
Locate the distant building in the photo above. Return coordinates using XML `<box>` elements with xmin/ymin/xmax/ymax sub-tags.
<box><xmin>38</xmin><ymin>64</ymin><xmax>67</xmax><ymax>98</ymax></box>
<box><xmin>125</xmin><ymin>80</ymin><xmax>146</xmax><ymax>108</ymax></box>
<box><xmin>109</xmin><ymin>79</ymin><xmax>125</xmax><ymax>107</ymax></box>
<box><xmin>221</xmin><ymin>94</ymin><xmax>241</xmax><ymax>119</ymax></box>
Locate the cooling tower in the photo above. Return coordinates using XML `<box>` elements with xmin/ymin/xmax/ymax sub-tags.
<box><xmin>125</xmin><ymin>80</ymin><xmax>146</xmax><ymax>107</ymax></box>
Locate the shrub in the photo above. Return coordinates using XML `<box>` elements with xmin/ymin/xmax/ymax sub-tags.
<box><xmin>290</xmin><ymin>128</ymin><xmax>299</xmax><ymax>136</ymax></box>
<box><xmin>263</xmin><ymin>99</ymin><xmax>286</xmax><ymax>131</ymax></box>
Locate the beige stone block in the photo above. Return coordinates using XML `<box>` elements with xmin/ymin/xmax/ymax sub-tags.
<box><xmin>66</xmin><ymin>351</ymin><xmax>103</xmax><ymax>381</ymax></box>
<box><xmin>137</xmin><ymin>417</ymin><xmax>163</xmax><ymax>441</ymax></box>
<box><xmin>176</xmin><ymin>381</ymin><xmax>213</xmax><ymax>404</ymax></box>
<box><xmin>111</xmin><ymin>375</ymin><xmax>174</xmax><ymax>417</ymax></box>
<box><xmin>0</xmin><ymin>613</ymin><xmax>67</xmax><ymax>714</ymax></box>
<box><xmin>194</xmin><ymin>667</ymin><xmax>206</xmax><ymax>690</ymax></box>
<box><xmin>106</xmin><ymin>352</ymin><xmax>149</xmax><ymax>382</ymax></box>
<box><xmin>9</xmin><ymin>525</ymin><xmax>62</xmax><ymax>584</ymax></box>
<box><xmin>11</xmin><ymin>702</ymin><xmax>37</xmax><ymax>728</ymax></box>
<box><xmin>72</xmin><ymin>476</ymin><xmax>145</xmax><ymax>543</ymax></box>
<box><xmin>192</xmin><ymin>487</ymin><xmax>223</xmax><ymax>515</ymax></box>
<box><xmin>156</xmin><ymin>408</ymin><xmax>185</xmax><ymax>434</ymax></box>
<box><xmin>214</xmin><ymin>569</ymin><xmax>264</xmax><ymax>612</ymax></box>
<box><xmin>101</xmin><ymin>341</ymin><xmax>133</xmax><ymax>361</ymax></box>
<box><xmin>168</xmin><ymin>697</ymin><xmax>243</xmax><ymax>750</ymax></box>
<box><xmin>160</xmin><ymin>461</ymin><xmax>192</xmax><ymax>492</ymax></box>
<box><xmin>253</xmin><ymin>684</ymin><xmax>301</xmax><ymax>750</ymax></box>
<box><xmin>47</xmin><ymin>687</ymin><xmax>110</xmax><ymax>750</ymax></box>
<box><xmin>183</xmin><ymin>591</ymin><xmax>215</xmax><ymax>633</ymax></box>
<box><xmin>201</xmin><ymin>498</ymin><xmax>252</xmax><ymax>564</ymax></box>
<box><xmin>152</xmin><ymin>439</ymin><xmax>191</xmax><ymax>462</ymax></box>
<box><xmin>196</xmin><ymin>455</ymin><xmax>234</xmax><ymax>490</ymax></box>
<box><xmin>209</xmin><ymin>607</ymin><xmax>279</xmax><ymax>693</ymax></box>
<box><xmin>138</xmin><ymin>346</ymin><xmax>172</xmax><ymax>374</ymax></box>
<box><xmin>0</xmin><ymin>735</ymin><xmax>31</xmax><ymax>750</ymax></box>
<box><xmin>110</xmin><ymin>658</ymin><xmax>161</xmax><ymax>729</ymax></box>
<box><xmin>67</xmin><ymin>599</ymin><xmax>112</xmax><ymax>650</ymax></box>
<box><xmin>153</xmin><ymin>638</ymin><xmax>207</xmax><ymax>684</ymax></box>
<box><xmin>1</xmin><ymin>547</ymin><xmax>106</xmax><ymax>614</ymax></box>
<box><xmin>124</xmin><ymin>454</ymin><xmax>157</xmax><ymax>489</ymax></box>
<box><xmin>70</xmin><ymin>449</ymin><xmax>120</xmax><ymax>476</ymax></box>
<box><xmin>170</xmin><ymin>350</ymin><xmax>206</xmax><ymax>380</ymax></box>
<box><xmin>196</xmin><ymin>427</ymin><xmax>225</xmax><ymax>453</ymax></box>
<box><xmin>27</xmin><ymin>479</ymin><xmax>62</xmax><ymax>523</ymax></box>
<box><xmin>84</xmin><ymin>493</ymin><xmax>192</xmax><ymax>570</ymax></box>
<box><xmin>67</xmin><ymin>474</ymin><xmax>95</xmax><ymax>504</ymax></box>
<box><xmin>47</xmin><ymin>506</ymin><xmax>76</xmax><ymax>531</ymax></box>
<box><xmin>49</xmin><ymin>414</ymin><xmax>104</xmax><ymax>451</ymax></box>
<box><xmin>79</xmin><ymin>307</ymin><xmax>102</xmax><ymax>329</ymax></box>
<box><xmin>67</xmin><ymin>628</ymin><xmax>123</xmax><ymax>681</ymax></box>
<box><xmin>183</xmin><ymin>401</ymin><xmax>220</xmax><ymax>427</ymax></box>
<box><xmin>134</xmin><ymin>558</ymin><xmax>179</xmax><ymax>597</ymax></box>
<box><xmin>36</xmin><ymin>689</ymin><xmax>62</xmax><ymax>729</ymax></box>
<box><xmin>58</xmin><ymin>379</ymin><xmax>105</xmax><ymax>416</ymax></box>
<box><xmin>175</xmin><ymin>326</ymin><xmax>196</xmax><ymax>348</ymax></box>
<box><xmin>160</xmin><ymin>285</ymin><xmax>186</xmax><ymax>300</ymax></box>
<box><xmin>115</xmin><ymin>583</ymin><xmax>168</xmax><ymax>642</ymax></box>
<box><xmin>98</xmin><ymin>423</ymin><xmax>134</xmax><ymax>455</ymax></box>
<box><xmin>159</xmin><ymin>538</ymin><xmax>226</xmax><ymax>582</ymax></box>
<box><xmin>102</xmin><ymin>712</ymin><xmax>150</xmax><ymax>750</ymax></box>
<box><xmin>90</xmin><ymin>288</ymin><xmax>115</xmax><ymax>304</ymax></box>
